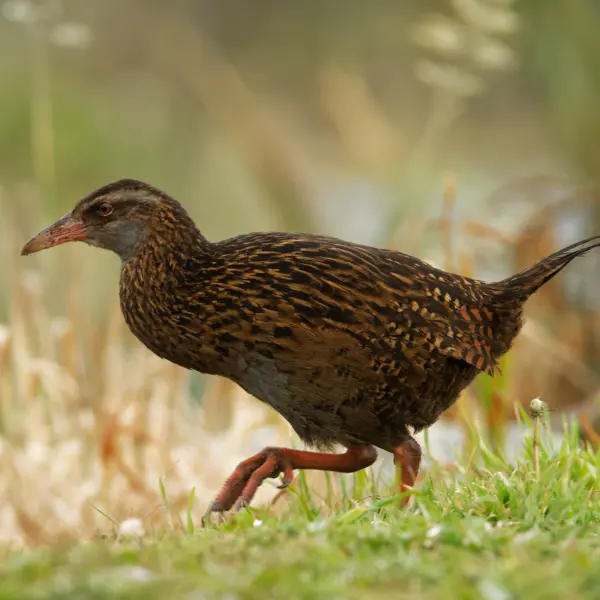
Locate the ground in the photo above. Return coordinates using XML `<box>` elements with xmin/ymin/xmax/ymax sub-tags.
<box><xmin>1</xmin><ymin>414</ymin><xmax>599</xmax><ymax>600</ymax></box>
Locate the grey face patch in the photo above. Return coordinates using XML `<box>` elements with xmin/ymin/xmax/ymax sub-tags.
<box><xmin>84</xmin><ymin>219</ymin><xmax>148</xmax><ymax>261</ymax></box>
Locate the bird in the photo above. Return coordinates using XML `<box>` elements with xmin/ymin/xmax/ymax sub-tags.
<box><xmin>21</xmin><ymin>178</ymin><xmax>600</xmax><ymax>516</ymax></box>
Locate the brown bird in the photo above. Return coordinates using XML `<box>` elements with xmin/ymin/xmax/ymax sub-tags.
<box><xmin>21</xmin><ymin>179</ymin><xmax>600</xmax><ymax>515</ymax></box>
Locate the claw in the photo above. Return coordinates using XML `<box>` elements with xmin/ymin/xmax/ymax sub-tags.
<box><xmin>202</xmin><ymin>505</ymin><xmax>228</xmax><ymax>528</ymax></box>
<box><xmin>201</xmin><ymin>508</ymin><xmax>214</xmax><ymax>528</ymax></box>
<box><xmin>277</xmin><ymin>465</ymin><xmax>294</xmax><ymax>489</ymax></box>
<box><xmin>202</xmin><ymin>500</ymin><xmax>230</xmax><ymax>527</ymax></box>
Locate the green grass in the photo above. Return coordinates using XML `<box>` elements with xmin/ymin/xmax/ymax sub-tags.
<box><xmin>1</xmin><ymin>411</ymin><xmax>600</xmax><ymax>600</ymax></box>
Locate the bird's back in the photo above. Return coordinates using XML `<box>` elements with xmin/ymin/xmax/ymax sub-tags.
<box><xmin>210</xmin><ymin>231</ymin><xmax>507</xmax><ymax>369</ymax></box>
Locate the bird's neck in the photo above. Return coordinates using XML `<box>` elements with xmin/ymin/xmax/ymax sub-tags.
<box><xmin>120</xmin><ymin>204</ymin><xmax>216</xmax><ymax>307</ymax></box>
<box><xmin>118</xmin><ymin>221</ymin><xmax>215</xmax><ymax>364</ymax></box>
<box><xmin>121</xmin><ymin>206</ymin><xmax>214</xmax><ymax>265</ymax></box>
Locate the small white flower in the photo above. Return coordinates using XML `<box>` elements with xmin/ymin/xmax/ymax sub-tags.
<box><xmin>118</xmin><ymin>518</ymin><xmax>145</xmax><ymax>539</ymax></box>
<box><xmin>530</xmin><ymin>397</ymin><xmax>547</xmax><ymax>418</ymax></box>
<box><xmin>252</xmin><ymin>519</ymin><xmax>263</xmax><ymax>528</ymax></box>
<box><xmin>426</xmin><ymin>524</ymin><xmax>443</xmax><ymax>539</ymax></box>
<box><xmin>307</xmin><ymin>519</ymin><xmax>328</xmax><ymax>533</ymax></box>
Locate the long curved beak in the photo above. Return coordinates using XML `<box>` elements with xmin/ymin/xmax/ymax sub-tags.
<box><xmin>21</xmin><ymin>212</ymin><xmax>88</xmax><ymax>256</ymax></box>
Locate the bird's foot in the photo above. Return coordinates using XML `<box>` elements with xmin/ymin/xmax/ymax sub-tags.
<box><xmin>204</xmin><ymin>447</ymin><xmax>294</xmax><ymax>520</ymax></box>
<box><xmin>204</xmin><ymin>444</ymin><xmax>377</xmax><ymax>521</ymax></box>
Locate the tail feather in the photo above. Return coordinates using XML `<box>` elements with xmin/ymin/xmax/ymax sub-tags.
<box><xmin>493</xmin><ymin>234</ymin><xmax>600</xmax><ymax>300</ymax></box>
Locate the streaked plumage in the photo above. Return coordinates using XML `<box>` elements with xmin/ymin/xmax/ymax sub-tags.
<box><xmin>21</xmin><ymin>178</ymin><xmax>600</xmax><ymax>514</ymax></box>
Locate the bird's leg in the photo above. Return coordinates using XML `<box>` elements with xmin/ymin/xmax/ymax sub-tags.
<box><xmin>205</xmin><ymin>444</ymin><xmax>377</xmax><ymax>516</ymax></box>
<box><xmin>393</xmin><ymin>437</ymin><xmax>422</xmax><ymax>504</ymax></box>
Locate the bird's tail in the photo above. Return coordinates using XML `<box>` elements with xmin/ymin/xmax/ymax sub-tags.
<box><xmin>492</xmin><ymin>234</ymin><xmax>600</xmax><ymax>301</ymax></box>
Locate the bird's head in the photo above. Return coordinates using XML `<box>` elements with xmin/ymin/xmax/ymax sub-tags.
<box><xmin>21</xmin><ymin>179</ymin><xmax>196</xmax><ymax>261</ymax></box>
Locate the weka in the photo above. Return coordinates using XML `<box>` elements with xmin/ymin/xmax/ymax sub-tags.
<box><xmin>21</xmin><ymin>179</ymin><xmax>600</xmax><ymax>514</ymax></box>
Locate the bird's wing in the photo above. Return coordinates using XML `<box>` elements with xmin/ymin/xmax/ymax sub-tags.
<box><xmin>383</xmin><ymin>259</ymin><xmax>499</xmax><ymax>376</ymax></box>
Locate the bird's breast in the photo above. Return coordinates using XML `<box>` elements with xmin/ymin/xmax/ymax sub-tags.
<box><xmin>118</xmin><ymin>259</ymin><xmax>225</xmax><ymax>373</ymax></box>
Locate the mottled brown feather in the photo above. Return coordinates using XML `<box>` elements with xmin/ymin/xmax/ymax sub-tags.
<box><xmin>30</xmin><ymin>179</ymin><xmax>600</xmax><ymax>454</ymax></box>
<box><xmin>110</xmin><ymin>181</ymin><xmax>600</xmax><ymax>452</ymax></box>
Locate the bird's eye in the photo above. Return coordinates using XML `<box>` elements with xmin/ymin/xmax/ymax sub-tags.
<box><xmin>97</xmin><ymin>202</ymin><xmax>113</xmax><ymax>217</ymax></box>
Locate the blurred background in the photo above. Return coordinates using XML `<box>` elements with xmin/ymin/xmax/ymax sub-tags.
<box><xmin>1</xmin><ymin>0</ymin><xmax>600</xmax><ymax>546</ymax></box>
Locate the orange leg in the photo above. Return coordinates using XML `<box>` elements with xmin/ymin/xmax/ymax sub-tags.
<box><xmin>393</xmin><ymin>437</ymin><xmax>422</xmax><ymax>504</ymax></box>
<box><xmin>205</xmin><ymin>444</ymin><xmax>378</xmax><ymax>516</ymax></box>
